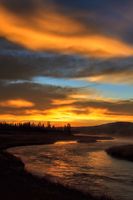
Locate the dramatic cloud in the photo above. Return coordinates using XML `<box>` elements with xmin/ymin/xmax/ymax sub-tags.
<box><xmin>0</xmin><ymin>38</ymin><xmax>133</xmax><ymax>85</ymax></box>
<box><xmin>0</xmin><ymin>0</ymin><xmax>37</xmax><ymax>15</ymax></box>
<box><xmin>0</xmin><ymin>1</ymin><xmax>133</xmax><ymax>125</ymax></box>
<box><xmin>0</xmin><ymin>79</ymin><xmax>132</xmax><ymax>124</ymax></box>
<box><xmin>73</xmin><ymin>99</ymin><xmax>133</xmax><ymax>116</ymax></box>
<box><xmin>0</xmin><ymin>81</ymin><xmax>96</xmax><ymax>123</ymax></box>
<box><xmin>1</xmin><ymin>1</ymin><xmax>133</xmax><ymax>57</ymax></box>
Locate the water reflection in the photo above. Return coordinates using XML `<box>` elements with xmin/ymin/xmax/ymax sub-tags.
<box><xmin>54</xmin><ymin>141</ymin><xmax>77</xmax><ymax>145</ymax></box>
<box><xmin>8</xmin><ymin>138</ymin><xmax>133</xmax><ymax>200</ymax></box>
<box><xmin>88</xmin><ymin>151</ymin><xmax>112</xmax><ymax>168</ymax></box>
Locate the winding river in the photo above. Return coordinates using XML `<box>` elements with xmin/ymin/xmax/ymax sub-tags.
<box><xmin>8</xmin><ymin>137</ymin><xmax>133</xmax><ymax>200</ymax></box>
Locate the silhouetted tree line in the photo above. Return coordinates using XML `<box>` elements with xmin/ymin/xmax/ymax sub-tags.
<box><xmin>0</xmin><ymin>122</ymin><xmax>72</xmax><ymax>135</ymax></box>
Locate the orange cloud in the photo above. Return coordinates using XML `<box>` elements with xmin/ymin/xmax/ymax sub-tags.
<box><xmin>86</xmin><ymin>72</ymin><xmax>133</xmax><ymax>84</ymax></box>
<box><xmin>1</xmin><ymin>6</ymin><xmax>133</xmax><ymax>58</ymax></box>
<box><xmin>52</xmin><ymin>99</ymin><xmax>76</xmax><ymax>105</ymax></box>
<box><xmin>0</xmin><ymin>106</ymin><xmax>132</xmax><ymax>126</ymax></box>
<box><xmin>0</xmin><ymin>99</ymin><xmax>34</xmax><ymax>108</ymax></box>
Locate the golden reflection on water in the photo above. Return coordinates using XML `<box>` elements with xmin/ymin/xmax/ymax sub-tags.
<box><xmin>88</xmin><ymin>151</ymin><xmax>112</xmax><ymax>169</ymax></box>
<box><xmin>8</xmin><ymin>140</ymin><xmax>133</xmax><ymax>200</ymax></box>
<box><xmin>54</xmin><ymin>141</ymin><xmax>78</xmax><ymax>145</ymax></box>
<box><xmin>45</xmin><ymin>160</ymin><xmax>73</xmax><ymax>178</ymax></box>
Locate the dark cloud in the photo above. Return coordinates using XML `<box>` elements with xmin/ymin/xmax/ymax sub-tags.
<box><xmin>0</xmin><ymin>37</ymin><xmax>132</xmax><ymax>119</ymax></box>
<box><xmin>0</xmin><ymin>81</ymin><xmax>76</xmax><ymax>115</ymax></box>
<box><xmin>0</xmin><ymin>38</ymin><xmax>133</xmax><ymax>84</ymax></box>
<box><xmin>0</xmin><ymin>56</ymin><xmax>33</xmax><ymax>80</ymax></box>
<box><xmin>0</xmin><ymin>2</ymin><xmax>133</xmax><ymax>122</ymax></box>
<box><xmin>54</xmin><ymin>0</ymin><xmax>123</xmax><ymax>10</ymax></box>
<box><xmin>1</xmin><ymin>0</ymin><xmax>129</xmax><ymax>15</ymax></box>
<box><xmin>53</xmin><ymin>0</ymin><xmax>133</xmax><ymax>43</ymax></box>
<box><xmin>0</xmin><ymin>81</ymin><xmax>74</xmax><ymax>105</ymax></box>
<box><xmin>0</xmin><ymin>80</ymin><xmax>132</xmax><ymax>118</ymax></box>
<box><xmin>0</xmin><ymin>0</ymin><xmax>37</xmax><ymax>15</ymax></box>
<box><xmin>1</xmin><ymin>0</ymin><xmax>133</xmax><ymax>43</ymax></box>
<box><xmin>72</xmin><ymin>99</ymin><xmax>133</xmax><ymax>116</ymax></box>
<box><xmin>0</xmin><ymin>37</ymin><xmax>22</xmax><ymax>50</ymax></box>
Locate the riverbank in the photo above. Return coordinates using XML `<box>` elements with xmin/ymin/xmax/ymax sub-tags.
<box><xmin>0</xmin><ymin>132</ymin><xmax>112</xmax><ymax>200</ymax></box>
<box><xmin>106</xmin><ymin>145</ymin><xmax>133</xmax><ymax>162</ymax></box>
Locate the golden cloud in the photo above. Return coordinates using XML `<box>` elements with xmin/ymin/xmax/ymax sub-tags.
<box><xmin>1</xmin><ymin>6</ymin><xmax>133</xmax><ymax>58</ymax></box>
<box><xmin>87</xmin><ymin>72</ymin><xmax>133</xmax><ymax>84</ymax></box>
<box><xmin>0</xmin><ymin>99</ymin><xmax>34</xmax><ymax>108</ymax></box>
<box><xmin>0</xmin><ymin>105</ymin><xmax>132</xmax><ymax>126</ymax></box>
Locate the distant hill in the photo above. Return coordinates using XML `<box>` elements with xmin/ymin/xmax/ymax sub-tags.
<box><xmin>74</xmin><ymin>122</ymin><xmax>133</xmax><ymax>136</ymax></box>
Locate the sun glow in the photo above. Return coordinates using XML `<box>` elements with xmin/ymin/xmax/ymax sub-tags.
<box><xmin>0</xmin><ymin>105</ymin><xmax>132</xmax><ymax>126</ymax></box>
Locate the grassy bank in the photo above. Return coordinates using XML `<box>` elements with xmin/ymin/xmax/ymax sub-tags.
<box><xmin>106</xmin><ymin>145</ymin><xmax>133</xmax><ymax>162</ymax></box>
<box><xmin>0</xmin><ymin>132</ymin><xmax>112</xmax><ymax>200</ymax></box>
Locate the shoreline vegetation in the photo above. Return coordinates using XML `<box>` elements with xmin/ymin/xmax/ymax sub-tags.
<box><xmin>0</xmin><ymin>122</ymin><xmax>113</xmax><ymax>200</ymax></box>
<box><xmin>0</xmin><ymin>122</ymin><xmax>72</xmax><ymax>135</ymax></box>
<box><xmin>106</xmin><ymin>145</ymin><xmax>133</xmax><ymax>162</ymax></box>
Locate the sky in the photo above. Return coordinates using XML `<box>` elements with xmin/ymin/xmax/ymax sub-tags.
<box><xmin>0</xmin><ymin>0</ymin><xmax>133</xmax><ymax>126</ymax></box>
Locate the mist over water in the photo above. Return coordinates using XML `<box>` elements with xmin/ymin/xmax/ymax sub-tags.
<box><xmin>8</xmin><ymin>137</ymin><xmax>133</xmax><ymax>200</ymax></box>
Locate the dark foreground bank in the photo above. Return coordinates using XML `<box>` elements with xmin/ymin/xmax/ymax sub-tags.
<box><xmin>106</xmin><ymin>145</ymin><xmax>133</xmax><ymax>162</ymax></box>
<box><xmin>0</xmin><ymin>133</ymin><xmax>112</xmax><ymax>200</ymax></box>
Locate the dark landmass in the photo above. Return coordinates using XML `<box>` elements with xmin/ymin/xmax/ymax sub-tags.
<box><xmin>0</xmin><ymin>122</ymin><xmax>72</xmax><ymax>135</ymax></box>
<box><xmin>0</xmin><ymin>122</ymin><xmax>112</xmax><ymax>148</ymax></box>
<box><xmin>74</xmin><ymin>122</ymin><xmax>133</xmax><ymax>137</ymax></box>
<box><xmin>106</xmin><ymin>145</ymin><xmax>133</xmax><ymax>162</ymax></box>
<box><xmin>0</xmin><ymin>130</ymin><xmax>112</xmax><ymax>200</ymax></box>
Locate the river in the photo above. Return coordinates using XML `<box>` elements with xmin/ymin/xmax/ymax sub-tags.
<box><xmin>8</xmin><ymin>137</ymin><xmax>133</xmax><ymax>200</ymax></box>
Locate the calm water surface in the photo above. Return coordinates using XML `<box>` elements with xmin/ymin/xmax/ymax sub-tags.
<box><xmin>8</xmin><ymin>137</ymin><xmax>133</xmax><ymax>200</ymax></box>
